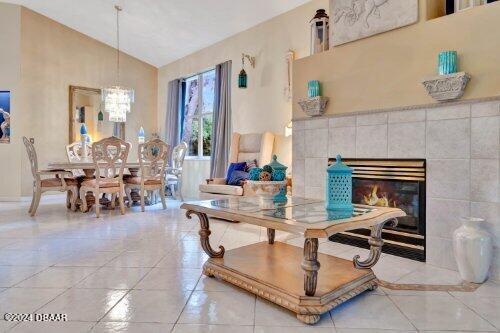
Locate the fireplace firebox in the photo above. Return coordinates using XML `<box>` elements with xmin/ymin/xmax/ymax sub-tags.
<box><xmin>328</xmin><ymin>158</ymin><xmax>426</xmax><ymax>261</ymax></box>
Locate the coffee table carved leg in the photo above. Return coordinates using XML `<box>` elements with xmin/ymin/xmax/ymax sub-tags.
<box><xmin>353</xmin><ymin>218</ymin><xmax>398</xmax><ymax>269</ymax></box>
<box><xmin>267</xmin><ymin>228</ymin><xmax>275</xmax><ymax>244</ymax></box>
<box><xmin>302</xmin><ymin>238</ymin><xmax>320</xmax><ymax>297</ymax></box>
<box><xmin>185</xmin><ymin>210</ymin><xmax>225</xmax><ymax>258</ymax></box>
<box><xmin>297</xmin><ymin>314</ymin><xmax>321</xmax><ymax>325</ymax></box>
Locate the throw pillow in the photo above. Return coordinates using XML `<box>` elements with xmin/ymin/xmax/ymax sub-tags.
<box><xmin>245</xmin><ymin>159</ymin><xmax>258</xmax><ymax>172</ymax></box>
<box><xmin>228</xmin><ymin>170</ymin><xmax>249</xmax><ymax>186</ymax></box>
<box><xmin>226</xmin><ymin>162</ymin><xmax>247</xmax><ymax>184</ymax></box>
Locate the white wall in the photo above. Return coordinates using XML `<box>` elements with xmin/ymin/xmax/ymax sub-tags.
<box><xmin>158</xmin><ymin>0</ymin><xmax>329</xmax><ymax>196</ymax></box>
<box><xmin>0</xmin><ymin>3</ymin><xmax>21</xmax><ymax>200</ymax></box>
<box><xmin>182</xmin><ymin>159</ymin><xmax>211</xmax><ymax>199</ymax></box>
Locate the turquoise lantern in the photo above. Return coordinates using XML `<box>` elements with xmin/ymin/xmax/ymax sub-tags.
<box><xmin>326</xmin><ymin>155</ymin><xmax>353</xmax><ymax>218</ymax></box>
<box><xmin>268</xmin><ymin>154</ymin><xmax>287</xmax><ymax>181</ymax></box>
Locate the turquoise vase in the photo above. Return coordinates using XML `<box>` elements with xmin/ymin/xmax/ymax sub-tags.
<box><xmin>438</xmin><ymin>51</ymin><xmax>458</xmax><ymax>75</ymax></box>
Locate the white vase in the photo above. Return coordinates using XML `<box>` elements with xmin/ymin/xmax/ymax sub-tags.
<box><xmin>453</xmin><ymin>217</ymin><xmax>493</xmax><ymax>283</ymax></box>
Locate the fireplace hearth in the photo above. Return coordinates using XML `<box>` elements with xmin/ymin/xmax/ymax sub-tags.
<box><xmin>328</xmin><ymin>158</ymin><xmax>426</xmax><ymax>261</ymax></box>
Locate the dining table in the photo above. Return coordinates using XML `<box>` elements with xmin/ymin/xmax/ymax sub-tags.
<box><xmin>47</xmin><ymin>161</ymin><xmax>161</xmax><ymax>209</ymax></box>
<box><xmin>48</xmin><ymin>161</ymin><xmax>143</xmax><ymax>178</ymax></box>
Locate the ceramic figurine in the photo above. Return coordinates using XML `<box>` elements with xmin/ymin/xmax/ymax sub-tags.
<box><xmin>0</xmin><ymin>108</ymin><xmax>10</xmax><ymax>143</ymax></box>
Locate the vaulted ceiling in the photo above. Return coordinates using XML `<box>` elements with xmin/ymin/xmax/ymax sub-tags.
<box><xmin>6</xmin><ymin>0</ymin><xmax>311</xmax><ymax>67</ymax></box>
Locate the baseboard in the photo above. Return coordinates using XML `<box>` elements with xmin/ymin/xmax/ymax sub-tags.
<box><xmin>0</xmin><ymin>196</ymin><xmax>23</xmax><ymax>202</ymax></box>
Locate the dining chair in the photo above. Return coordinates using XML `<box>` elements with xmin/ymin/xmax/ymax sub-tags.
<box><xmin>66</xmin><ymin>141</ymin><xmax>92</xmax><ymax>162</ymax></box>
<box><xmin>23</xmin><ymin>137</ymin><xmax>78</xmax><ymax>216</ymax></box>
<box><xmin>125</xmin><ymin>138</ymin><xmax>170</xmax><ymax>211</ymax></box>
<box><xmin>165</xmin><ymin>141</ymin><xmax>188</xmax><ymax>201</ymax></box>
<box><xmin>79</xmin><ymin>136</ymin><xmax>130</xmax><ymax>217</ymax></box>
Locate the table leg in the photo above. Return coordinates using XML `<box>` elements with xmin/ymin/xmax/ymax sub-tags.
<box><xmin>353</xmin><ymin>218</ymin><xmax>398</xmax><ymax>269</ymax></box>
<box><xmin>80</xmin><ymin>169</ymin><xmax>96</xmax><ymax>210</ymax></box>
<box><xmin>185</xmin><ymin>210</ymin><xmax>225</xmax><ymax>258</ymax></box>
<box><xmin>127</xmin><ymin>167</ymin><xmax>142</xmax><ymax>205</ymax></box>
<box><xmin>301</xmin><ymin>238</ymin><xmax>320</xmax><ymax>296</ymax></box>
<box><xmin>267</xmin><ymin>228</ymin><xmax>275</xmax><ymax>244</ymax></box>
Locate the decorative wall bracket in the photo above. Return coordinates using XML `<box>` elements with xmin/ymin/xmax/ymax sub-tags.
<box><xmin>298</xmin><ymin>96</ymin><xmax>329</xmax><ymax>117</ymax></box>
<box><xmin>242</xmin><ymin>53</ymin><xmax>256</xmax><ymax>68</ymax></box>
<box><xmin>421</xmin><ymin>72</ymin><xmax>470</xmax><ymax>102</ymax></box>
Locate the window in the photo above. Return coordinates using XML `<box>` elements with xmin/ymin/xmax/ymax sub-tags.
<box><xmin>180</xmin><ymin>69</ymin><xmax>215</xmax><ymax>158</ymax></box>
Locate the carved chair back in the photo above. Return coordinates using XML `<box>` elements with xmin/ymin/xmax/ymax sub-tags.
<box><xmin>66</xmin><ymin>141</ymin><xmax>92</xmax><ymax>162</ymax></box>
<box><xmin>23</xmin><ymin>136</ymin><xmax>39</xmax><ymax>180</ymax></box>
<box><xmin>91</xmin><ymin>136</ymin><xmax>130</xmax><ymax>183</ymax></box>
<box><xmin>138</xmin><ymin>139</ymin><xmax>170</xmax><ymax>182</ymax></box>
<box><xmin>171</xmin><ymin>141</ymin><xmax>188</xmax><ymax>171</ymax></box>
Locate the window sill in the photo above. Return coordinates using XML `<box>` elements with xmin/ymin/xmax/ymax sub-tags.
<box><xmin>184</xmin><ymin>156</ymin><xmax>211</xmax><ymax>161</ymax></box>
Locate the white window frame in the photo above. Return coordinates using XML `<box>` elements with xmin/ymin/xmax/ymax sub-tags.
<box><xmin>455</xmin><ymin>0</ymin><xmax>487</xmax><ymax>12</ymax></box>
<box><xmin>183</xmin><ymin>69</ymin><xmax>214</xmax><ymax>159</ymax></box>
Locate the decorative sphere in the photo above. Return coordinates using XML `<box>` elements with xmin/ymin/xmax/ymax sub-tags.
<box><xmin>259</xmin><ymin>171</ymin><xmax>272</xmax><ymax>181</ymax></box>
<box><xmin>262</xmin><ymin>165</ymin><xmax>273</xmax><ymax>174</ymax></box>
<box><xmin>271</xmin><ymin>170</ymin><xmax>286</xmax><ymax>181</ymax></box>
<box><xmin>249</xmin><ymin>168</ymin><xmax>262</xmax><ymax>181</ymax></box>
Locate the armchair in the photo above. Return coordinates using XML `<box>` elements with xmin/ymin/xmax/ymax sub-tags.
<box><xmin>199</xmin><ymin>132</ymin><xmax>275</xmax><ymax>198</ymax></box>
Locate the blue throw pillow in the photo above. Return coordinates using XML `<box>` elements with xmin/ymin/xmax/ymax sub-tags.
<box><xmin>226</xmin><ymin>162</ymin><xmax>247</xmax><ymax>183</ymax></box>
<box><xmin>228</xmin><ymin>170</ymin><xmax>249</xmax><ymax>186</ymax></box>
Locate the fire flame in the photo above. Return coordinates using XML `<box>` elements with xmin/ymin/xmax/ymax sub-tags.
<box><xmin>363</xmin><ymin>185</ymin><xmax>394</xmax><ymax>207</ymax></box>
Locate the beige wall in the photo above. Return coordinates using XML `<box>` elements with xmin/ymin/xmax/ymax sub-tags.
<box><xmin>293</xmin><ymin>1</ymin><xmax>500</xmax><ymax>119</ymax></box>
<box><xmin>158</xmin><ymin>0</ymin><xmax>328</xmax><ymax>195</ymax></box>
<box><xmin>18</xmin><ymin>8</ymin><xmax>158</xmax><ymax>196</ymax></box>
<box><xmin>0</xmin><ymin>3</ymin><xmax>21</xmax><ymax>200</ymax></box>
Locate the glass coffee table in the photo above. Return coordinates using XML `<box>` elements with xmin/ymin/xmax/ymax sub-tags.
<box><xmin>181</xmin><ymin>196</ymin><xmax>405</xmax><ymax>324</ymax></box>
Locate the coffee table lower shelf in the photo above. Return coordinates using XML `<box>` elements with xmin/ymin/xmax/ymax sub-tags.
<box><xmin>202</xmin><ymin>241</ymin><xmax>378</xmax><ymax>324</ymax></box>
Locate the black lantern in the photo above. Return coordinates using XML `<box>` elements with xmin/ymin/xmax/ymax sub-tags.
<box><xmin>310</xmin><ymin>9</ymin><xmax>329</xmax><ymax>55</ymax></box>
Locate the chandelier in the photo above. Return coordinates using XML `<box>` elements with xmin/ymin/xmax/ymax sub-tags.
<box><xmin>102</xmin><ymin>5</ymin><xmax>134</xmax><ymax>123</ymax></box>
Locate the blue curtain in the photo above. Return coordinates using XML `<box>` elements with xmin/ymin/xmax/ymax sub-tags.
<box><xmin>210</xmin><ymin>61</ymin><xmax>232</xmax><ymax>178</ymax></box>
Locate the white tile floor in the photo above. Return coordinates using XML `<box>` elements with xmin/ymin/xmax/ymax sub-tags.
<box><xmin>0</xmin><ymin>196</ymin><xmax>498</xmax><ymax>333</ymax></box>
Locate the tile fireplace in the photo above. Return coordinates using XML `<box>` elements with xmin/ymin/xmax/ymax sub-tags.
<box><xmin>293</xmin><ymin>100</ymin><xmax>499</xmax><ymax>278</ymax></box>
<box><xmin>328</xmin><ymin>158</ymin><xmax>426</xmax><ymax>261</ymax></box>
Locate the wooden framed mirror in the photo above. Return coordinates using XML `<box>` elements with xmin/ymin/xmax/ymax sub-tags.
<box><xmin>69</xmin><ymin>86</ymin><xmax>101</xmax><ymax>143</ymax></box>
<box><xmin>69</xmin><ymin>85</ymin><xmax>126</xmax><ymax>144</ymax></box>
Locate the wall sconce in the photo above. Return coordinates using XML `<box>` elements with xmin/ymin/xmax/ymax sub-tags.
<box><xmin>285</xmin><ymin>121</ymin><xmax>293</xmax><ymax>137</ymax></box>
<box><xmin>238</xmin><ymin>53</ymin><xmax>256</xmax><ymax>88</ymax></box>
<box><xmin>97</xmin><ymin>109</ymin><xmax>104</xmax><ymax>130</ymax></box>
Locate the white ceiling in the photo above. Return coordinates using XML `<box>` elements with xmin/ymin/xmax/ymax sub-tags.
<box><xmin>6</xmin><ymin>0</ymin><xmax>311</xmax><ymax>67</ymax></box>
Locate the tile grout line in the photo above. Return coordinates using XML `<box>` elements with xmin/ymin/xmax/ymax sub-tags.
<box><xmin>448</xmin><ymin>291</ymin><xmax>498</xmax><ymax>330</ymax></box>
<box><xmin>169</xmin><ymin>274</ymin><xmax>203</xmax><ymax>330</ymax></box>
<box><xmin>89</xmin><ymin>222</ymin><xmax>188</xmax><ymax>329</ymax></box>
<box><xmin>385</xmin><ymin>294</ymin><xmax>419</xmax><ymax>331</ymax></box>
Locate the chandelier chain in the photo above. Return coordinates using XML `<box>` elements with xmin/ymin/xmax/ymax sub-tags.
<box><xmin>115</xmin><ymin>5</ymin><xmax>122</xmax><ymax>85</ymax></box>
